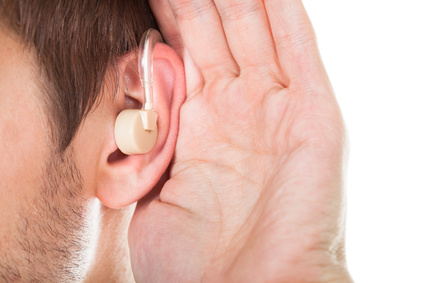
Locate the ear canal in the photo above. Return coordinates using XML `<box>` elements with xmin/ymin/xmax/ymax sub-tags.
<box><xmin>114</xmin><ymin>109</ymin><xmax>158</xmax><ymax>155</ymax></box>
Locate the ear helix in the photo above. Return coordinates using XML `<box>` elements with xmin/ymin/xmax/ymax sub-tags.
<box><xmin>114</xmin><ymin>29</ymin><xmax>163</xmax><ymax>155</ymax></box>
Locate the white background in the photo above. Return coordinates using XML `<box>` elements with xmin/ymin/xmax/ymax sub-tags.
<box><xmin>303</xmin><ymin>1</ymin><xmax>424</xmax><ymax>282</ymax></box>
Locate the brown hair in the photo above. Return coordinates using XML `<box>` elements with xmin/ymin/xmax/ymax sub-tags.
<box><xmin>0</xmin><ymin>0</ymin><xmax>157</xmax><ymax>151</ymax></box>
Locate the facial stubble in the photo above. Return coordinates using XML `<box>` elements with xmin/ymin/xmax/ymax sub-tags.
<box><xmin>0</xmin><ymin>149</ymin><xmax>93</xmax><ymax>282</ymax></box>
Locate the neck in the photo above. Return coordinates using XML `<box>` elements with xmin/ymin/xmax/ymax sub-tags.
<box><xmin>85</xmin><ymin>203</ymin><xmax>136</xmax><ymax>282</ymax></box>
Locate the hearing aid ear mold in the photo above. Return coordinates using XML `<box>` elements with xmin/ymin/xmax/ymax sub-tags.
<box><xmin>114</xmin><ymin>29</ymin><xmax>162</xmax><ymax>155</ymax></box>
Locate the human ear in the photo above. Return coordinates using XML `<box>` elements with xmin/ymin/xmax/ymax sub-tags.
<box><xmin>96</xmin><ymin>42</ymin><xmax>185</xmax><ymax>208</ymax></box>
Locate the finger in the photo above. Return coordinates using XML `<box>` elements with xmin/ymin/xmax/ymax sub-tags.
<box><xmin>167</xmin><ymin>0</ymin><xmax>239</xmax><ymax>80</ymax></box>
<box><xmin>265</xmin><ymin>0</ymin><xmax>328</xmax><ymax>87</ymax></box>
<box><xmin>149</xmin><ymin>0</ymin><xmax>184</xmax><ymax>57</ymax></box>
<box><xmin>149</xmin><ymin>0</ymin><xmax>205</xmax><ymax>95</ymax></box>
<box><xmin>214</xmin><ymin>0</ymin><xmax>287</xmax><ymax>84</ymax></box>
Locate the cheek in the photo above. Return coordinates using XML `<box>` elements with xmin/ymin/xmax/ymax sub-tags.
<box><xmin>0</xmin><ymin>98</ymin><xmax>48</xmax><ymax>195</ymax></box>
<box><xmin>0</xmin><ymin>99</ymin><xmax>49</xmax><ymax>244</ymax></box>
<box><xmin>0</xmin><ymin>31</ymin><xmax>51</xmax><ymax>244</ymax></box>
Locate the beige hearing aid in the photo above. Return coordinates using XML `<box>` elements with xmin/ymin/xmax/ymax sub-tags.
<box><xmin>114</xmin><ymin>29</ymin><xmax>162</xmax><ymax>155</ymax></box>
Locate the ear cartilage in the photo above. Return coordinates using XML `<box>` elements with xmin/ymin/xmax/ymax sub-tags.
<box><xmin>114</xmin><ymin>28</ymin><xmax>163</xmax><ymax>155</ymax></box>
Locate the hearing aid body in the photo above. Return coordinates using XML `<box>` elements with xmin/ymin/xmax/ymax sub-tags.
<box><xmin>114</xmin><ymin>29</ymin><xmax>162</xmax><ymax>155</ymax></box>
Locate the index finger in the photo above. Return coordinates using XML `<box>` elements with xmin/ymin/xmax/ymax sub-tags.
<box><xmin>149</xmin><ymin>0</ymin><xmax>184</xmax><ymax>56</ymax></box>
<box><xmin>166</xmin><ymin>0</ymin><xmax>240</xmax><ymax>81</ymax></box>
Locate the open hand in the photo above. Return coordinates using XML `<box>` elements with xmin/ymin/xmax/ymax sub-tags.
<box><xmin>129</xmin><ymin>0</ymin><xmax>351</xmax><ymax>282</ymax></box>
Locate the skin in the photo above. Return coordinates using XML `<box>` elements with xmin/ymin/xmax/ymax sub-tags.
<box><xmin>0</xmin><ymin>28</ymin><xmax>135</xmax><ymax>282</ymax></box>
<box><xmin>0</xmin><ymin>0</ymin><xmax>352</xmax><ymax>281</ymax></box>
<box><xmin>129</xmin><ymin>0</ymin><xmax>353</xmax><ymax>282</ymax></box>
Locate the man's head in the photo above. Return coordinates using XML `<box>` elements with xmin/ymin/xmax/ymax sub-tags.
<box><xmin>0</xmin><ymin>0</ymin><xmax>185</xmax><ymax>281</ymax></box>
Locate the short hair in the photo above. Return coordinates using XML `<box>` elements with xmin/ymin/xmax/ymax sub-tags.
<box><xmin>0</xmin><ymin>0</ymin><xmax>157</xmax><ymax>151</ymax></box>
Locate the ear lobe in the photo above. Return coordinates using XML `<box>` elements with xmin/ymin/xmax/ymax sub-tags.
<box><xmin>96</xmin><ymin>43</ymin><xmax>185</xmax><ymax>209</ymax></box>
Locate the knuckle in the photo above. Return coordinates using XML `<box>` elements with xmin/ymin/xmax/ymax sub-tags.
<box><xmin>276</xmin><ymin>22</ymin><xmax>317</xmax><ymax>50</ymax></box>
<box><xmin>219</xmin><ymin>1</ymin><xmax>263</xmax><ymax>22</ymax></box>
<box><xmin>172</xmin><ymin>0</ymin><xmax>216</xmax><ymax>22</ymax></box>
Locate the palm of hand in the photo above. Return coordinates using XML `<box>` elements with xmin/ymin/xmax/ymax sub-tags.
<box><xmin>130</xmin><ymin>1</ymin><xmax>348</xmax><ymax>282</ymax></box>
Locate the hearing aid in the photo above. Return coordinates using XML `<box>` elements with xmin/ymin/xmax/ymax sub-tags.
<box><xmin>114</xmin><ymin>29</ymin><xmax>162</xmax><ymax>155</ymax></box>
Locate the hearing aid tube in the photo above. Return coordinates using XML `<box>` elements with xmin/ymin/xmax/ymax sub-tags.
<box><xmin>139</xmin><ymin>29</ymin><xmax>163</xmax><ymax>111</ymax></box>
